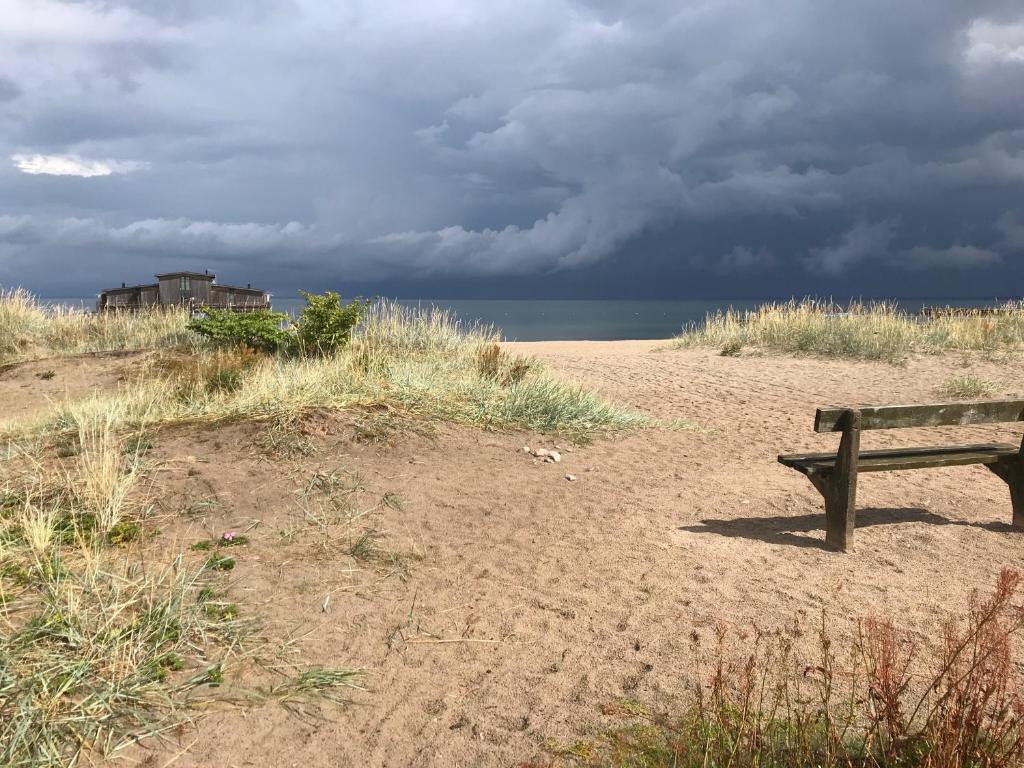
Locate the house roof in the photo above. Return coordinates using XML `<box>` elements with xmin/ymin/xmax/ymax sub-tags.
<box><xmin>100</xmin><ymin>283</ymin><xmax>156</xmax><ymax>293</ymax></box>
<box><xmin>155</xmin><ymin>271</ymin><xmax>215</xmax><ymax>279</ymax></box>
<box><xmin>211</xmin><ymin>283</ymin><xmax>267</xmax><ymax>293</ymax></box>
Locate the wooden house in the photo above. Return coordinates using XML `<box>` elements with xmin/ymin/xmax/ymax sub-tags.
<box><xmin>97</xmin><ymin>270</ymin><xmax>271</xmax><ymax>312</ymax></box>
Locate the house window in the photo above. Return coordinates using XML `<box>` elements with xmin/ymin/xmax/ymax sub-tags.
<box><xmin>179</xmin><ymin>276</ymin><xmax>191</xmax><ymax>291</ymax></box>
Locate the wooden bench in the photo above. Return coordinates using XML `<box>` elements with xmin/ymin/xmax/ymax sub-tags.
<box><xmin>778</xmin><ymin>400</ymin><xmax>1024</xmax><ymax>552</ymax></box>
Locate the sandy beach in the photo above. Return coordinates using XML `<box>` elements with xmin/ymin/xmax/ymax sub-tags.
<box><xmin>5</xmin><ymin>341</ymin><xmax>1024</xmax><ymax>766</ymax></box>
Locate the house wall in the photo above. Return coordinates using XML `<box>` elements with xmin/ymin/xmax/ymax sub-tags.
<box><xmin>158</xmin><ymin>277</ymin><xmax>178</xmax><ymax>304</ymax></box>
<box><xmin>209</xmin><ymin>286</ymin><xmax>268</xmax><ymax>307</ymax></box>
<box><xmin>158</xmin><ymin>275</ymin><xmax>213</xmax><ymax>304</ymax></box>
<box><xmin>104</xmin><ymin>289</ymin><xmax>142</xmax><ymax>307</ymax></box>
<box><xmin>192</xmin><ymin>277</ymin><xmax>212</xmax><ymax>304</ymax></box>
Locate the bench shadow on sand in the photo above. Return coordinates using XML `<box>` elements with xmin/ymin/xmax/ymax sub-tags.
<box><xmin>680</xmin><ymin>508</ymin><xmax>1019</xmax><ymax>550</ymax></box>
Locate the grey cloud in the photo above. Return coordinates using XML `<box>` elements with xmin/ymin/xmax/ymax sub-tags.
<box><xmin>0</xmin><ymin>77</ymin><xmax>21</xmax><ymax>102</ymax></box>
<box><xmin>997</xmin><ymin>212</ymin><xmax>1024</xmax><ymax>250</ymax></box>
<box><xmin>1</xmin><ymin>0</ymin><xmax>1023</xmax><ymax>295</ymax></box>
<box><xmin>716</xmin><ymin>246</ymin><xmax>776</xmax><ymax>275</ymax></box>
<box><xmin>900</xmin><ymin>245</ymin><xmax>1002</xmax><ymax>270</ymax></box>
<box><xmin>803</xmin><ymin>220</ymin><xmax>899</xmax><ymax>276</ymax></box>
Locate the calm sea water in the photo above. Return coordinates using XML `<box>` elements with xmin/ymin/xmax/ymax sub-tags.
<box><xmin>43</xmin><ymin>297</ymin><xmax>1007</xmax><ymax>342</ymax></box>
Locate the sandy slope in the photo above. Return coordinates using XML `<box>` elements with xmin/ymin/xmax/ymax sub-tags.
<box><xmin>7</xmin><ymin>342</ymin><xmax>1024</xmax><ymax>766</ymax></box>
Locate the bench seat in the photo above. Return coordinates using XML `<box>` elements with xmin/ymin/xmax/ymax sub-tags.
<box><xmin>779</xmin><ymin>443</ymin><xmax>1018</xmax><ymax>476</ymax></box>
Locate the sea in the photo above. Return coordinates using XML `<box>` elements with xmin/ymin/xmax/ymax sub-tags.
<box><xmin>42</xmin><ymin>297</ymin><xmax>1009</xmax><ymax>342</ymax></box>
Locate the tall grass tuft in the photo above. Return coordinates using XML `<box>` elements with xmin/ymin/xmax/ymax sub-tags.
<box><xmin>0</xmin><ymin>287</ymin><xmax>193</xmax><ymax>363</ymax></box>
<box><xmin>74</xmin><ymin>412</ymin><xmax>144</xmax><ymax>533</ymax></box>
<box><xmin>675</xmin><ymin>299</ymin><xmax>1024</xmax><ymax>362</ymax></box>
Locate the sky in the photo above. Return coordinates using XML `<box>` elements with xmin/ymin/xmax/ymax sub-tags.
<box><xmin>1</xmin><ymin>0</ymin><xmax>1024</xmax><ymax>299</ymax></box>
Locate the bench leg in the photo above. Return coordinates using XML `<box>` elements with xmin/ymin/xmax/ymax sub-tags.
<box><xmin>816</xmin><ymin>412</ymin><xmax>860</xmax><ymax>552</ymax></box>
<box><xmin>810</xmin><ymin>473</ymin><xmax>857</xmax><ymax>552</ymax></box>
<box><xmin>987</xmin><ymin>459</ymin><xmax>1024</xmax><ymax>529</ymax></box>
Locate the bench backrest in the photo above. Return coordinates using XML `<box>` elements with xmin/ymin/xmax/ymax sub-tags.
<box><xmin>814</xmin><ymin>400</ymin><xmax>1024</xmax><ymax>433</ymax></box>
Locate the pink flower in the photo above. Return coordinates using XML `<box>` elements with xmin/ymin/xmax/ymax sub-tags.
<box><xmin>222</xmin><ymin>532</ymin><xmax>235</xmax><ymax>542</ymax></box>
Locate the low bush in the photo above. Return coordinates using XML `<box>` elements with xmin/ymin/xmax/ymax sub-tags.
<box><xmin>186</xmin><ymin>308</ymin><xmax>290</xmax><ymax>354</ymax></box>
<box><xmin>295</xmin><ymin>290</ymin><xmax>368</xmax><ymax>355</ymax></box>
<box><xmin>187</xmin><ymin>292</ymin><xmax>367</xmax><ymax>357</ymax></box>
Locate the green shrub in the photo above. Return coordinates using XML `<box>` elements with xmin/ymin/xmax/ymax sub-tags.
<box><xmin>187</xmin><ymin>309</ymin><xmax>290</xmax><ymax>354</ymax></box>
<box><xmin>295</xmin><ymin>290</ymin><xmax>368</xmax><ymax>356</ymax></box>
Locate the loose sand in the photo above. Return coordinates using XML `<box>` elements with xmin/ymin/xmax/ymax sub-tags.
<box><xmin>6</xmin><ymin>342</ymin><xmax>1024</xmax><ymax>766</ymax></box>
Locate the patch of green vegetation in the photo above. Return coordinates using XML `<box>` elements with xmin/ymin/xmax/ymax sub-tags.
<box><xmin>936</xmin><ymin>373</ymin><xmax>998</xmax><ymax>400</ymax></box>
<box><xmin>256</xmin><ymin>416</ymin><xmax>317</xmax><ymax>458</ymax></box>
<box><xmin>142</xmin><ymin>652</ymin><xmax>186</xmax><ymax>683</ymax></box>
<box><xmin>206</xmin><ymin>365</ymin><xmax>247</xmax><ymax>393</ymax></box>
<box><xmin>204</xmin><ymin>554</ymin><xmax>236</xmax><ymax>572</ymax></box>
<box><xmin>55</xmin><ymin>440</ymin><xmax>78</xmax><ymax>458</ymax></box>
<box><xmin>183</xmin><ymin>498</ymin><xmax>223</xmax><ymax>517</ymax></box>
<box><xmin>191</xmin><ymin>663</ymin><xmax>225</xmax><ymax>687</ymax></box>
<box><xmin>123</xmin><ymin>434</ymin><xmax>154</xmax><ymax>456</ymax></box>
<box><xmin>348</xmin><ymin>528</ymin><xmax>382</xmax><ymax>561</ymax></box>
<box><xmin>187</xmin><ymin>291</ymin><xmax>368</xmax><ymax>357</ymax></box>
<box><xmin>270</xmin><ymin>667</ymin><xmax>364</xmax><ymax>703</ymax></box>
<box><xmin>295</xmin><ymin>290</ymin><xmax>368</xmax><ymax>355</ymax></box>
<box><xmin>203</xmin><ymin>602</ymin><xmax>240</xmax><ymax>621</ymax></box>
<box><xmin>0</xmin><ymin>557</ymin><xmax>244</xmax><ymax>765</ymax></box>
<box><xmin>191</xmin><ymin>533</ymin><xmax>248</xmax><ymax>552</ymax></box>
<box><xmin>381</xmin><ymin>491</ymin><xmax>405</xmax><ymax>511</ymax></box>
<box><xmin>187</xmin><ymin>308</ymin><xmax>292</xmax><ymax>354</ymax></box>
<box><xmin>107</xmin><ymin>520</ymin><xmax>142</xmax><ymax>546</ymax></box>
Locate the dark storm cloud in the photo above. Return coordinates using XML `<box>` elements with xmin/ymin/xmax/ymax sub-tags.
<box><xmin>0</xmin><ymin>0</ymin><xmax>1023</xmax><ymax>295</ymax></box>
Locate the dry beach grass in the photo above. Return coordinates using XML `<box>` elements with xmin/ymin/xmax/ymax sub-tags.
<box><xmin>675</xmin><ymin>299</ymin><xmax>1024</xmax><ymax>362</ymax></box>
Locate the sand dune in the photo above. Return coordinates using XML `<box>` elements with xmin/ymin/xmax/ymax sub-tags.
<box><xmin>6</xmin><ymin>342</ymin><xmax>1024</xmax><ymax>766</ymax></box>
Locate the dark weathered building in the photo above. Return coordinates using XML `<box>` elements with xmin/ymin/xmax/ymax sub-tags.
<box><xmin>97</xmin><ymin>271</ymin><xmax>271</xmax><ymax>312</ymax></box>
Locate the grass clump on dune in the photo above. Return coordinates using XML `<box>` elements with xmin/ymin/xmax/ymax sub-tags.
<box><xmin>1</xmin><ymin>411</ymin><xmax>363</xmax><ymax>765</ymax></box>
<box><xmin>675</xmin><ymin>299</ymin><xmax>1024</xmax><ymax>362</ymax></box>
<box><xmin>0</xmin><ymin>416</ymin><xmax>250</xmax><ymax>766</ymax></box>
<box><xmin>936</xmin><ymin>373</ymin><xmax>998</xmax><ymax>400</ymax></box>
<box><xmin>0</xmin><ymin>288</ymin><xmax>193</xmax><ymax>364</ymax></box>
<box><xmin>9</xmin><ymin>300</ymin><xmax>648</xmax><ymax>441</ymax></box>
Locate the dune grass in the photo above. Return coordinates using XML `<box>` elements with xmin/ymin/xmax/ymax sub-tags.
<box><xmin>0</xmin><ymin>412</ymin><xmax>366</xmax><ymax>765</ymax></box>
<box><xmin>0</xmin><ymin>416</ymin><xmax>252</xmax><ymax>765</ymax></box>
<box><xmin>675</xmin><ymin>300</ymin><xmax>1024</xmax><ymax>362</ymax></box>
<box><xmin>5</xmin><ymin>299</ymin><xmax>649</xmax><ymax>442</ymax></box>
<box><xmin>935</xmin><ymin>373</ymin><xmax>999</xmax><ymax>400</ymax></box>
<box><xmin>0</xmin><ymin>287</ymin><xmax>194</xmax><ymax>364</ymax></box>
